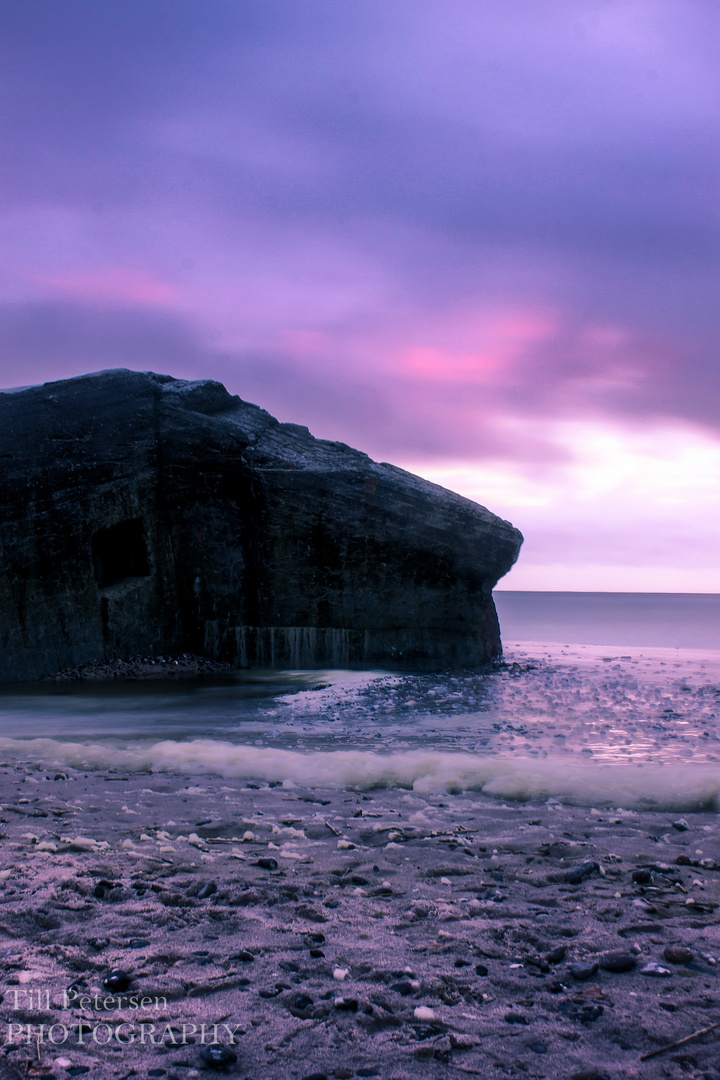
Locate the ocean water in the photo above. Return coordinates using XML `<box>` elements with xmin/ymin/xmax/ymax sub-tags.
<box><xmin>494</xmin><ymin>590</ymin><xmax>720</xmax><ymax>650</ymax></box>
<box><xmin>0</xmin><ymin>593</ymin><xmax>718</xmax><ymax>811</ymax></box>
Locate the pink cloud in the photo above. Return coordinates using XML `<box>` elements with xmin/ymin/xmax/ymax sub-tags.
<box><xmin>41</xmin><ymin>268</ymin><xmax>178</xmax><ymax>307</ymax></box>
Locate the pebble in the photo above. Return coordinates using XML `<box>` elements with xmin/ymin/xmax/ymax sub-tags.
<box><xmin>198</xmin><ymin>1044</ymin><xmax>238</xmax><ymax>1069</ymax></box>
<box><xmin>565</xmin><ymin>860</ymin><xmax>600</xmax><ymax>884</ymax></box>
<box><xmin>598</xmin><ymin>951</ymin><xmax>636</xmax><ymax>973</ymax></box>
<box><xmin>631</xmin><ymin>868</ymin><xmax>652</xmax><ymax>884</ymax></box>
<box><xmin>103</xmin><ymin>969</ymin><xmax>132</xmax><ymax>992</ymax></box>
<box><xmin>197</xmin><ymin>881</ymin><xmax>217</xmax><ymax>899</ymax></box>
<box><xmin>639</xmin><ymin>964</ymin><xmax>672</xmax><ymax>977</ymax></box>
<box><xmin>672</xmin><ymin>818</ymin><xmax>690</xmax><ymax>831</ymax></box>
<box><xmin>545</xmin><ymin>945</ymin><xmax>566</xmax><ymax>964</ymax></box>
<box><xmin>569</xmin><ymin>961</ymin><xmax>599</xmax><ymax>981</ymax></box>
<box><xmin>663</xmin><ymin>945</ymin><xmax>693</xmax><ymax>964</ymax></box>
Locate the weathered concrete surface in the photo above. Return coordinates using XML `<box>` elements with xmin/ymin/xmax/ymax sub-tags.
<box><xmin>0</xmin><ymin>370</ymin><xmax>522</xmax><ymax>681</ymax></box>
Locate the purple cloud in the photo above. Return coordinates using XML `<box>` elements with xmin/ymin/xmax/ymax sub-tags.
<box><xmin>1</xmin><ymin>0</ymin><xmax>719</xmax><ymax>460</ymax></box>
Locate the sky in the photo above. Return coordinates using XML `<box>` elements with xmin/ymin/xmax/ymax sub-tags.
<box><xmin>1</xmin><ymin>0</ymin><xmax>719</xmax><ymax>592</ymax></box>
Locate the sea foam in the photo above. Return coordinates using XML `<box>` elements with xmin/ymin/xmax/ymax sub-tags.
<box><xmin>2</xmin><ymin>736</ymin><xmax>719</xmax><ymax>811</ymax></box>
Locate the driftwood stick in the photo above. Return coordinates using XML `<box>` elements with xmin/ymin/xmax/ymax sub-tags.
<box><xmin>640</xmin><ymin>1020</ymin><xmax>720</xmax><ymax>1061</ymax></box>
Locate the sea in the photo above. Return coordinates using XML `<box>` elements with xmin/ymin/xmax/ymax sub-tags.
<box><xmin>0</xmin><ymin>592</ymin><xmax>718</xmax><ymax>812</ymax></box>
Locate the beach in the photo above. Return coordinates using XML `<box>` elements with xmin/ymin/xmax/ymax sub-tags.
<box><xmin>0</xmin><ymin>636</ymin><xmax>719</xmax><ymax>1078</ymax></box>
<box><xmin>0</xmin><ymin>750</ymin><xmax>718</xmax><ymax>1078</ymax></box>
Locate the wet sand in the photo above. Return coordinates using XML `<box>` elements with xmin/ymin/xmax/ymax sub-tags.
<box><xmin>0</xmin><ymin>763</ymin><xmax>719</xmax><ymax>1079</ymax></box>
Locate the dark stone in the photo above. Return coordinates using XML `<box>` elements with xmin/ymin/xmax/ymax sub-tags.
<box><xmin>664</xmin><ymin>945</ymin><xmax>693</xmax><ymax>964</ymax></box>
<box><xmin>198</xmin><ymin>1044</ymin><xmax>237</xmax><ymax>1069</ymax></box>
<box><xmin>569</xmin><ymin>962</ymin><xmax>599</xmax><ymax>981</ymax></box>
<box><xmin>197</xmin><ymin>882</ymin><xmax>217</xmax><ymax>900</ymax></box>
<box><xmin>598</xmin><ymin>951</ymin><xmax>636</xmax><ymax>973</ymax></box>
<box><xmin>528</xmin><ymin>1042</ymin><xmax>547</xmax><ymax>1054</ymax></box>
<box><xmin>334</xmin><ymin>997</ymin><xmax>359</xmax><ymax>1011</ymax></box>
<box><xmin>564</xmin><ymin>860</ymin><xmax>600</xmax><ymax>884</ymax></box>
<box><xmin>256</xmin><ymin>857</ymin><xmax>278</xmax><ymax>871</ymax></box>
<box><xmin>545</xmin><ymin>945</ymin><xmax>566</xmax><ymax>964</ymax></box>
<box><xmin>0</xmin><ymin>370</ymin><xmax>521</xmax><ymax>681</ymax></box>
<box><xmin>103</xmin><ymin>969</ymin><xmax>132</xmax><ymax>993</ymax></box>
<box><xmin>234</xmin><ymin>950</ymin><xmax>255</xmax><ymax>963</ymax></box>
<box><xmin>504</xmin><ymin>1012</ymin><xmax>528</xmax><ymax>1024</ymax></box>
<box><xmin>631</xmin><ymin>868</ymin><xmax>653</xmax><ymax>884</ymax></box>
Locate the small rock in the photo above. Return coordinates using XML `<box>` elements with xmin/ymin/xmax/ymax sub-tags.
<box><xmin>639</xmin><ymin>964</ymin><xmax>672</xmax><ymax>977</ymax></box>
<box><xmin>199</xmin><ymin>1044</ymin><xmax>238</xmax><ymax>1069</ymax></box>
<box><xmin>545</xmin><ymin>945</ymin><xmax>566</xmax><ymax>964</ymax></box>
<box><xmin>672</xmin><ymin>818</ymin><xmax>690</xmax><ymax>831</ymax></box>
<box><xmin>474</xmin><ymin>963</ymin><xmax>489</xmax><ymax>976</ymax></box>
<box><xmin>598</xmin><ymin>951</ymin><xmax>636</xmax><ymax>973</ymax></box>
<box><xmin>103</xmin><ymin>969</ymin><xmax>131</xmax><ymax>993</ymax></box>
<box><xmin>664</xmin><ymin>945</ymin><xmax>693</xmax><ymax>964</ymax></box>
<box><xmin>413</xmin><ymin>1006</ymin><xmax>435</xmax><ymax>1021</ymax></box>
<box><xmin>569</xmin><ymin>962</ymin><xmax>598</xmax><ymax>981</ymax></box>
<box><xmin>334</xmin><ymin>997</ymin><xmax>359</xmax><ymax>1011</ymax></box>
<box><xmin>197</xmin><ymin>882</ymin><xmax>217</xmax><ymax>899</ymax></box>
<box><xmin>529</xmin><ymin>1041</ymin><xmax>547</xmax><ymax>1053</ymax></box>
<box><xmin>631</xmin><ymin>868</ymin><xmax>652</xmax><ymax>884</ymax></box>
<box><xmin>256</xmin><ymin>857</ymin><xmax>278</xmax><ymax>870</ymax></box>
<box><xmin>564</xmin><ymin>861</ymin><xmax>600</xmax><ymax>885</ymax></box>
<box><xmin>504</xmin><ymin>1012</ymin><xmax>528</xmax><ymax>1024</ymax></box>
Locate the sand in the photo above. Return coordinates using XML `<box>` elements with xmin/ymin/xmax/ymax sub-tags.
<box><xmin>0</xmin><ymin>762</ymin><xmax>718</xmax><ymax>1080</ymax></box>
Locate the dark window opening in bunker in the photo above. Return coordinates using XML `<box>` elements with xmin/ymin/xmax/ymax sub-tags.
<box><xmin>92</xmin><ymin>519</ymin><xmax>150</xmax><ymax>588</ymax></box>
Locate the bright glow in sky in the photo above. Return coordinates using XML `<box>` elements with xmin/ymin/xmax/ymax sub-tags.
<box><xmin>406</xmin><ymin>421</ymin><xmax>720</xmax><ymax>592</ymax></box>
<box><xmin>1</xmin><ymin>1</ymin><xmax>719</xmax><ymax>591</ymax></box>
